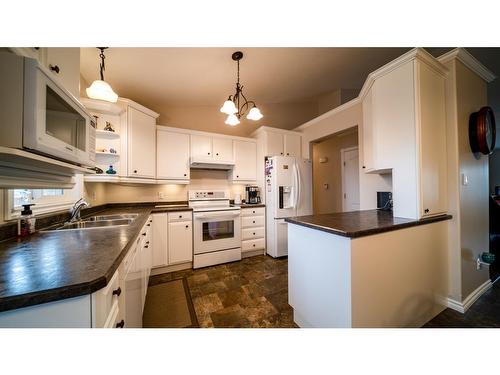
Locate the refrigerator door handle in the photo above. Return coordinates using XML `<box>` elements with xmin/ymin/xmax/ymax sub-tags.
<box><xmin>293</xmin><ymin>161</ymin><xmax>300</xmax><ymax>209</ymax></box>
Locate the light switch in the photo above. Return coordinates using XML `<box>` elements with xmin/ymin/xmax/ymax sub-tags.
<box><xmin>461</xmin><ymin>173</ymin><xmax>469</xmax><ymax>186</ymax></box>
<box><xmin>323</xmin><ymin>183</ymin><xmax>329</xmax><ymax>190</ymax></box>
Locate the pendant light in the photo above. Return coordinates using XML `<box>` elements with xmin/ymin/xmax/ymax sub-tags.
<box><xmin>86</xmin><ymin>47</ymin><xmax>118</xmax><ymax>103</ymax></box>
<box><xmin>220</xmin><ymin>51</ymin><xmax>263</xmax><ymax>125</ymax></box>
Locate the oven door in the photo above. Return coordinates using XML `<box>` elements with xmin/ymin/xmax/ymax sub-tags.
<box><xmin>193</xmin><ymin>210</ymin><xmax>241</xmax><ymax>254</ymax></box>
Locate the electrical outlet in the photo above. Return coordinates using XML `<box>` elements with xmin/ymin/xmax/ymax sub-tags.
<box><xmin>158</xmin><ymin>191</ymin><xmax>165</xmax><ymax>200</ymax></box>
<box><xmin>91</xmin><ymin>191</ymin><xmax>96</xmax><ymax>201</ymax></box>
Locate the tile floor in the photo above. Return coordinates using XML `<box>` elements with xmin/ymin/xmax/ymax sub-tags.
<box><xmin>148</xmin><ymin>255</ymin><xmax>297</xmax><ymax>328</ymax></box>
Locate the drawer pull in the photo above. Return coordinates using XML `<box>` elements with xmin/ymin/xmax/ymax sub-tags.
<box><xmin>115</xmin><ymin>320</ymin><xmax>125</xmax><ymax>328</ymax></box>
<box><xmin>253</xmin><ymin>220</ymin><xmax>255</xmax><ymax>224</ymax></box>
<box><xmin>185</xmin><ymin>225</ymin><xmax>189</xmax><ymax>229</ymax></box>
<box><xmin>112</xmin><ymin>287</ymin><xmax>122</xmax><ymax>297</ymax></box>
<box><xmin>252</xmin><ymin>211</ymin><xmax>255</xmax><ymax>213</ymax></box>
<box><xmin>146</xmin><ymin>241</ymin><xmax>150</xmax><ymax>244</ymax></box>
<box><xmin>49</xmin><ymin>64</ymin><xmax>60</xmax><ymax>73</ymax></box>
<box><xmin>253</xmin><ymin>244</ymin><xmax>256</xmax><ymax>247</ymax></box>
<box><xmin>253</xmin><ymin>232</ymin><xmax>256</xmax><ymax>235</ymax></box>
<box><xmin>179</xmin><ymin>215</ymin><xmax>182</xmax><ymax>218</ymax></box>
<box><xmin>142</xmin><ymin>232</ymin><xmax>146</xmax><ymax>236</ymax></box>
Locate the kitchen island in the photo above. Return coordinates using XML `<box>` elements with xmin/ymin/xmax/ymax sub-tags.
<box><xmin>285</xmin><ymin>210</ymin><xmax>451</xmax><ymax>328</ymax></box>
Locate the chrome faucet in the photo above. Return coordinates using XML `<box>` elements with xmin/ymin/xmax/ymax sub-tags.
<box><xmin>69</xmin><ymin>198</ymin><xmax>90</xmax><ymax>222</ymax></box>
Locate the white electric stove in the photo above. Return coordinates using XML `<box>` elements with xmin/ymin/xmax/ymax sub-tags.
<box><xmin>189</xmin><ymin>190</ymin><xmax>241</xmax><ymax>268</ymax></box>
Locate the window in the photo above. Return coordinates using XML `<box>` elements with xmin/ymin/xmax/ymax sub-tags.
<box><xmin>4</xmin><ymin>175</ymin><xmax>83</xmax><ymax>220</ymax></box>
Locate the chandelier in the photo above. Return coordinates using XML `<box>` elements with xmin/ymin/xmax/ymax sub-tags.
<box><xmin>220</xmin><ymin>51</ymin><xmax>263</xmax><ymax>126</ymax></box>
<box><xmin>86</xmin><ymin>47</ymin><xmax>118</xmax><ymax>103</ymax></box>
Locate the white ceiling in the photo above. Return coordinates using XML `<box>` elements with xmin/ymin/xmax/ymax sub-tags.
<box><xmin>80</xmin><ymin>47</ymin><xmax>412</xmax><ymax>109</ymax></box>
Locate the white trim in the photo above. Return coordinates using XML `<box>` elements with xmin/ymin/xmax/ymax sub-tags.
<box><xmin>79</xmin><ymin>97</ymin><xmax>125</xmax><ymax>115</ymax></box>
<box><xmin>340</xmin><ymin>146</ymin><xmax>359</xmax><ymax>212</ymax></box>
<box><xmin>438</xmin><ymin>48</ymin><xmax>496</xmax><ymax>83</ymax></box>
<box><xmin>251</xmin><ymin>125</ymin><xmax>302</xmax><ymax>137</ymax></box>
<box><xmin>445</xmin><ymin>279</ymin><xmax>493</xmax><ymax>313</ymax></box>
<box><xmin>118</xmin><ymin>98</ymin><xmax>159</xmax><ymax>118</ymax></box>
<box><xmin>157</xmin><ymin>125</ymin><xmax>256</xmax><ymax>143</ymax></box>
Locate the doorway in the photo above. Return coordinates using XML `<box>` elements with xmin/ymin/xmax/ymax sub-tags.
<box><xmin>341</xmin><ymin>147</ymin><xmax>360</xmax><ymax>212</ymax></box>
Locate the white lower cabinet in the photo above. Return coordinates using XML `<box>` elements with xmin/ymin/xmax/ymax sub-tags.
<box><xmin>152</xmin><ymin>211</ymin><xmax>193</xmax><ymax>269</ymax></box>
<box><xmin>241</xmin><ymin>207</ymin><xmax>266</xmax><ymax>255</ymax></box>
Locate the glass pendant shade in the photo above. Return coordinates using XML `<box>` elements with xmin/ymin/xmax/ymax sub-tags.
<box><xmin>220</xmin><ymin>99</ymin><xmax>238</xmax><ymax>115</ymax></box>
<box><xmin>246</xmin><ymin>106</ymin><xmax>263</xmax><ymax>121</ymax></box>
<box><xmin>86</xmin><ymin>80</ymin><xmax>118</xmax><ymax>103</ymax></box>
<box><xmin>225</xmin><ymin>114</ymin><xmax>240</xmax><ymax>126</ymax></box>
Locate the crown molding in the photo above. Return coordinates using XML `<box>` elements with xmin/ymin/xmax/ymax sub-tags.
<box><xmin>438</xmin><ymin>48</ymin><xmax>496</xmax><ymax>83</ymax></box>
<box><xmin>294</xmin><ymin>97</ymin><xmax>361</xmax><ymax>131</ymax></box>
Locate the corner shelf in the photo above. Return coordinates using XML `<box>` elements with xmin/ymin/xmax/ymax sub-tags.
<box><xmin>95</xmin><ymin>151</ymin><xmax>120</xmax><ymax>158</ymax></box>
<box><xmin>96</xmin><ymin>130</ymin><xmax>120</xmax><ymax>140</ymax></box>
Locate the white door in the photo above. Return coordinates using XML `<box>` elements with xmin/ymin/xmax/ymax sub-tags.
<box><xmin>128</xmin><ymin>107</ymin><xmax>156</xmax><ymax>178</ymax></box>
<box><xmin>284</xmin><ymin>134</ymin><xmax>301</xmax><ymax>157</ymax></box>
<box><xmin>168</xmin><ymin>221</ymin><xmax>193</xmax><ymax>264</ymax></box>
<box><xmin>233</xmin><ymin>140</ymin><xmax>257</xmax><ymax>181</ymax></box>
<box><xmin>276</xmin><ymin>219</ymin><xmax>288</xmax><ymax>257</ymax></box>
<box><xmin>152</xmin><ymin>213</ymin><xmax>168</xmax><ymax>268</ymax></box>
<box><xmin>190</xmin><ymin>135</ymin><xmax>212</xmax><ymax>160</ymax></box>
<box><xmin>266</xmin><ymin>132</ymin><xmax>284</xmax><ymax>156</ymax></box>
<box><xmin>342</xmin><ymin>147</ymin><xmax>360</xmax><ymax>212</ymax></box>
<box><xmin>45</xmin><ymin>48</ymin><xmax>80</xmax><ymax>98</ymax></box>
<box><xmin>212</xmin><ymin>138</ymin><xmax>233</xmax><ymax>162</ymax></box>
<box><xmin>157</xmin><ymin>130</ymin><xmax>190</xmax><ymax>179</ymax></box>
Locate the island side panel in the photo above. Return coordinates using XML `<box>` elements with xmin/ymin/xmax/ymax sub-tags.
<box><xmin>350</xmin><ymin>221</ymin><xmax>448</xmax><ymax>327</ymax></box>
<box><xmin>288</xmin><ymin>224</ymin><xmax>352</xmax><ymax>328</ymax></box>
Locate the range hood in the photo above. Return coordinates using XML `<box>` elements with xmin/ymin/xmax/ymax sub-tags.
<box><xmin>190</xmin><ymin>157</ymin><xmax>235</xmax><ymax>170</ymax></box>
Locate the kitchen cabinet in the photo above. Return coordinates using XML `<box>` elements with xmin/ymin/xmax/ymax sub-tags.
<box><xmin>128</xmin><ymin>106</ymin><xmax>157</xmax><ymax>178</ymax></box>
<box><xmin>157</xmin><ymin>129</ymin><xmax>190</xmax><ymax>180</ymax></box>
<box><xmin>190</xmin><ymin>135</ymin><xmax>234</xmax><ymax>162</ymax></box>
<box><xmin>252</xmin><ymin>127</ymin><xmax>302</xmax><ymax>158</ymax></box>
<box><xmin>44</xmin><ymin>48</ymin><xmax>80</xmax><ymax>98</ymax></box>
<box><xmin>231</xmin><ymin>140</ymin><xmax>257</xmax><ymax>182</ymax></box>
<box><xmin>168</xmin><ymin>213</ymin><xmax>193</xmax><ymax>265</ymax></box>
<box><xmin>152</xmin><ymin>211</ymin><xmax>193</xmax><ymax>269</ymax></box>
<box><xmin>241</xmin><ymin>207</ymin><xmax>266</xmax><ymax>255</ymax></box>
<box><xmin>360</xmin><ymin>50</ymin><xmax>447</xmax><ymax>219</ymax></box>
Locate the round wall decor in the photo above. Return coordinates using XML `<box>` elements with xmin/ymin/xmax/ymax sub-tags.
<box><xmin>469</xmin><ymin>106</ymin><xmax>496</xmax><ymax>155</ymax></box>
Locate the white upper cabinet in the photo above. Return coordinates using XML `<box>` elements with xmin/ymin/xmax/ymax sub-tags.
<box><xmin>232</xmin><ymin>140</ymin><xmax>257</xmax><ymax>182</ymax></box>
<box><xmin>266</xmin><ymin>131</ymin><xmax>285</xmax><ymax>156</ymax></box>
<box><xmin>190</xmin><ymin>135</ymin><xmax>213</xmax><ymax>160</ymax></box>
<box><xmin>360</xmin><ymin>49</ymin><xmax>447</xmax><ymax>219</ymax></box>
<box><xmin>157</xmin><ymin>130</ymin><xmax>190</xmax><ymax>180</ymax></box>
<box><xmin>128</xmin><ymin>107</ymin><xmax>157</xmax><ymax>178</ymax></box>
<box><xmin>212</xmin><ymin>138</ymin><xmax>233</xmax><ymax>162</ymax></box>
<box><xmin>44</xmin><ymin>48</ymin><xmax>80</xmax><ymax>98</ymax></box>
<box><xmin>283</xmin><ymin>133</ymin><xmax>301</xmax><ymax>157</ymax></box>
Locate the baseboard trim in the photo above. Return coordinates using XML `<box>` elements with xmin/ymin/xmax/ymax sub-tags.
<box><xmin>151</xmin><ymin>262</ymin><xmax>192</xmax><ymax>276</ymax></box>
<box><xmin>446</xmin><ymin>279</ymin><xmax>493</xmax><ymax>313</ymax></box>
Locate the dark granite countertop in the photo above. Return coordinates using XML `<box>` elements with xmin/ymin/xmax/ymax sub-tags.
<box><xmin>0</xmin><ymin>203</ymin><xmax>192</xmax><ymax>313</ymax></box>
<box><xmin>285</xmin><ymin>209</ymin><xmax>451</xmax><ymax>238</ymax></box>
<box><xmin>235</xmin><ymin>203</ymin><xmax>266</xmax><ymax>208</ymax></box>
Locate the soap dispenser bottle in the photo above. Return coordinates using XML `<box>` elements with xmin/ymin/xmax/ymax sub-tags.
<box><xmin>19</xmin><ymin>204</ymin><xmax>36</xmax><ymax>237</ymax></box>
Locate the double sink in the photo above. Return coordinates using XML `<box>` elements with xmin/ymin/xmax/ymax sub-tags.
<box><xmin>48</xmin><ymin>213</ymin><xmax>139</xmax><ymax>231</ymax></box>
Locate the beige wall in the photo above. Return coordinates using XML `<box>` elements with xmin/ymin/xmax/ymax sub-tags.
<box><xmin>455</xmin><ymin>61</ymin><xmax>490</xmax><ymax>298</ymax></box>
<box><xmin>312</xmin><ymin>130</ymin><xmax>358</xmax><ymax>214</ymax></box>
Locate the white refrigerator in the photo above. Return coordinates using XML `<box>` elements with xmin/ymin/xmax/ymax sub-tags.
<box><xmin>265</xmin><ymin>156</ymin><xmax>312</xmax><ymax>257</ymax></box>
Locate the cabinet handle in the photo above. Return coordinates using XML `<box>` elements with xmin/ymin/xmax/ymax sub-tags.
<box><xmin>280</xmin><ymin>152</ymin><xmax>283</xmax><ymax>155</ymax></box>
<box><xmin>115</xmin><ymin>320</ymin><xmax>125</xmax><ymax>328</ymax></box>
<box><xmin>142</xmin><ymin>232</ymin><xmax>146</xmax><ymax>236</ymax></box>
<box><xmin>49</xmin><ymin>64</ymin><xmax>60</xmax><ymax>73</ymax></box>
<box><xmin>208</xmin><ymin>152</ymin><xmax>211</xmax><ymax>155</ymax></box>
<box><xmin>112</xmin><ymin>287</ymin><xmax>122</xmax><ymax>297</ymax></box>
<box><xmin>253</xmin><ymin>220</ymin><xmax>255</xmax><ymax>224</ymax></box>
<box><xmin>184</xmin><ymin>173</ymin><xmax>187</xmax><ymax>176</ymax></box>
<box><xmin>252</xmin><ymin>211</ymin><xmax>255</xmax><ymax>213</ymax></box>
<box><xmin>185</xmin><ymin>225</ymin><xmax>189</xmax><ymax>229</ymax></box>
<box><xmin>253</xmin><ymin>232</ymin><xmax>256</xmax><ymax>235</ymax></box>
<box><xmin>146</xmin><ymin>241</ymin><xmax>150</xmax><ymax>244</ymax></box>
<box><xmin>253</xmin><ymin>244</ymin><xmax>256</xmax><ymax>247</ymax></box>
<box><xmin>147</xmin><ymin>224</ymin><xmax>150</xmax><ymax>227</ymax></box>
<box><xmin>145</xmin><ymin>245</ymin><xmax>149</xmax><ymax>248</ymax></box>
<box><xmin>287</xmin><ymin>153</ymin><xmax>289</xmax><ymax>156</ymax></box>
<box><xmin>236</xmin><ymin>175</ymin><xmax>239</xmax><ymax>178</ymax></box>
<box><xmin>424</xmin><ymin>208</ymin><xmax>430</xmax><ymax>213</ymax></box>
<box><xmin>362</xmin><ymin>166</ymin><xmax>366</xmax><ymax>169</ymax></box>
<box><xmin>179</xmin><ymin>215</ymin><xmax>182</xmax><ymax>218</ymax></box>
<box><xmin>134</xmin><ymin>170</ymin><xmax>137</xmax><ymax>174</ymax></box>
<box><xmin>216</xmin><ymin>153</ymin><xmax>219</xmax><ymax>156</ymax></box>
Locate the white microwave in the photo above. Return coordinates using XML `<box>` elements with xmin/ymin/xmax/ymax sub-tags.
<box><xmin>0</xmin><ymin>53</ymin><xmax>96</xmax><ymax>167</ymax></box>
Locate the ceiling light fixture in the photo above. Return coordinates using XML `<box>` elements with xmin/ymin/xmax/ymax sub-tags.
<box><xmin>86</xmin><ymin>47</ymin><xmax>118</xmax><ymax>103</ymax></box>
<box><xmin>220</xmin><ymin>51</ymin><xmax>263</xmax><ymax>125</ymax></box>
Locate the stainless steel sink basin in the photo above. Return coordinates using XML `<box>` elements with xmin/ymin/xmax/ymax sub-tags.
<box><xmin>51</xmin><ymin>218</ymin><xmax>135</xmax><ymax>230</ymax></box>
<box><xmin>83</xmin><ymin>213</ymin><xmax>139</xmax><ymax>222</ymax></box>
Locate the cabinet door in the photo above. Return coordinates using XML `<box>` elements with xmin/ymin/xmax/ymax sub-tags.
<box><xmin>233</xmin><ymin>140</ymin><xmax>257</xmax><ymax>181</ymax></box>
<box><xmin>213</xmin><ymin>138</ymin><xmax>233</xmax><ymax>162</ymax></box>
<box><xmin>168</xmin><ymin>221</ymin><xmax>193</xmax><ymax>265</ymax></box>
<box><xmin>152</xmin><ymin>214</ymin><xmax>168</xmax><ymax>268</ymax></box>
<box><xmin>266</xmin><ymin>132</ymin><xmax>284</xmax><ymax>156</ymax></box>
<box><xmin>157</xmin><ymin>130</ymin><xmax>190</xmax><ymax>179</ymax></box>
<box><xmin>418</xmin><ymin>62</ymin><xmax>447</xmax><ymax>217</ymax></box>
<box><xmin>361</xmin><ymin>87</ymin><xmax>374</xmax><ymax>171</ymax></box>
<box><xmin>190</xmin><ymin>135</ymin><xmax>212</xmax><ymax>160</ymax></box>
<box><xmin>284</xmin><ymin>134</ymin><xmax>301</xmax><ymax>157</ymax></box>
<box><xmin>128</xmin><ymin>107</ymin><xmax>156</xmax><ymax>178</ymax></box>
<box><xmin>45</xmin><ymin>48</ymin><xmax>80</xmax><ymax>98</ymax></box>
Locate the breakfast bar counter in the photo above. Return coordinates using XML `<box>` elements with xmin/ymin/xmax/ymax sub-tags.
<box><xmin>284</xmin><ymin>210</ymin><xmax>452</xmax><ymax>328</ymax></box>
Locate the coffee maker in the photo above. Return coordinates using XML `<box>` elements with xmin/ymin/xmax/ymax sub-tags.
<box><xmin>245</xmin><ymin>186</ymin><xmax>261</xmax><ymax>204</ymax></box>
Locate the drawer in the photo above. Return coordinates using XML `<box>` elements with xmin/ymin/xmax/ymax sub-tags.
<box><xmin>242</xmin><ymin>238</ymin><xmax>265</xmax><ymax>252</ymax></box>
<box><xmin>241</xmin><ymin>207</ymin><xmax>265</xmax><ymax>217</ymax></box>
<box><xmin>168</xmin><ymin>211</ymin><xmax>192</xmax><ymax>222</ymax></box>
<box><xmin>242</xmin><ymin>227</ymin><xmax>265</xmax><ymax>240</ymax></box>
<box><xmin>242</xmin><ymin>216</ymin><xmax>265</xmax><ymax>228</ymax></box>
